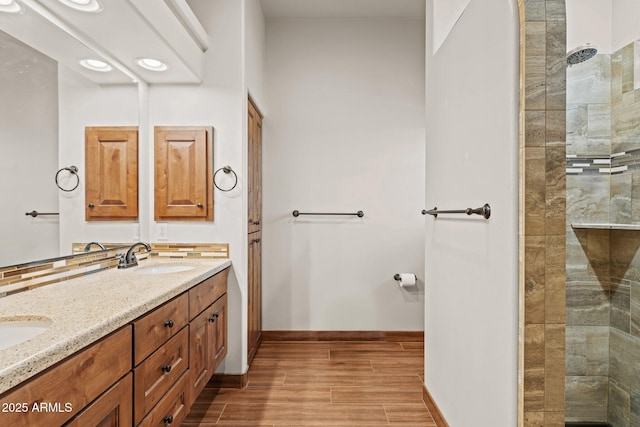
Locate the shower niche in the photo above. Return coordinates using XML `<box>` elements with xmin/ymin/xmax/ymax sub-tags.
<box><xmin>566</xmin><ymin>3</ymin><xmax>640</xmax><ymax>425</ymax></box>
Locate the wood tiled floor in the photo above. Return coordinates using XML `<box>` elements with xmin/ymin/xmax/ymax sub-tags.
<box><xmin>182</xmin><ymin>340</ymin><xmax>435</xmax><ymax>426</ymax></box>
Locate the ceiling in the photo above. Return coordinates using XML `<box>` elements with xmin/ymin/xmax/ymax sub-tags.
<box><xmin>0</xmin><ymin>0</ymin><xmax>208</xmax><ymax>85</ymax></box>
<box><xmin>260</xmin><ymin>0</ymin><xmax>426</xmax><ymax>20</ymax></box>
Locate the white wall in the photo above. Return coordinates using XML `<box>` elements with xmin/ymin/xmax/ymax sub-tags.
<box><xmin>566</xmin><ymin>0</ymin><xmax>612</xmax><ymax>54</ymax></box>
<box><xmin>245</xmin><ymin>0</ymin><xmax>266</xmax><ymax>108</ymax></box>
<box><xmin>148</xmin><ymin>0</ymin><xmax>248</xmax><ymax>374</ymax></box>
<box><xmin>262</xmin><ymin>18</ymin><xmax>425</xmax><ymax>331</ymax></box>
<box><xmin>0</xmin><ymin>34</ymin><xmax>58</xmax><ymax>266</ymax></box>
<box><xmin>612</xmin><ymin>0</ymin><xmax>640</xmax><ymax>52</ymax></box>
<box><xmin>424</xmin><ymin>0</ymin><xmax>519</xmax><ymax>425</ymax></box>
<box><xmin>58</xmin><ymin>68</ymin><xmax>139</xmax><ymax>254</ymax></box>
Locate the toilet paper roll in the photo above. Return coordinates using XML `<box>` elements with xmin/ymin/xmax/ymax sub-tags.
<box><xmin>396</xmin><ymin>273</ymin><xmax>416</xmax><ymax>287</ymax></box>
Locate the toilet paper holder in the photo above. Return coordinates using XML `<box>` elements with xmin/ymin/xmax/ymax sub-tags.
<box><xmin>394</xmin><ymin>273</ymin><xmax>417</xmax><ymax>281</ymax></box>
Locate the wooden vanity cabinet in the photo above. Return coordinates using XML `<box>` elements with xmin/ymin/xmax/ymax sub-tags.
<box><xmin>188</xmin><ymin>268</ymin><xmax>229</xmax><ymax>407</ymax></box>
<box><xmin>0</xmin><ymin>326</ymin><xmax>132</xmax><ymax>427</ymax></box>
<box><xmin>154</xmin><ymin>126</ymin><xmax>213</xmax><ymax>221</ymax></box>
<box><xmin>85</xmin><ymin>126</ymin><xmax>139</xmax><ymax>221</ymax></box>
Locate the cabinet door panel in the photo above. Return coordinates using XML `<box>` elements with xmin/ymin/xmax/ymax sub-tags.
<box><xmin>189</xmin><ymin>307</ymin><xmax>212</xmax><ymax>406</ymax></box>
<box><xmin>247</xmin><ymin>231</ymin><xmax>262</xmax><ymax>365</ymax></box>
<box><xmin>211</xmin><ymin>293</ymin><xmax>228</xmax><ymax>371</ymax></box>
<box><xmin>248</xmin><ymin>99</ymin><xmax>262</xmax><ymax>233</ymax></box>
<box><xmin>155</xmin><ymin>126</ymin><xmax>213</xmax><ymax>221</ymax></box>
<box><xmin>64</xmin><ymin>373</ymin><xmax>132</xmax><ymax>427</ymax></box>
<box><xmin>85</xmin><ymin>127</ymin><xmax>138</xmax><ymax>220</ymax></box>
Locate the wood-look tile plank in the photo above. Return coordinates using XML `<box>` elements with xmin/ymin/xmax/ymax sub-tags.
<box><xmin>285</xmin><ymin>373</ymin><xmax>422</xmax><ymax>387</ymax></box>
<box><xmin>370</xmin><ymin>358</ymin><xmax>424</xmax><ymax>375</ymax></box>
<box><xmin>218</xmin><ymin>403</ymin><xmax>389</xmax><ymax>424</ymax></box>
<box><xmin>255</xmin><ymin>346</ymin><xmax>330</xmax><ymax>359</ymax></box>
<box><xmin>208</xmin><ymin>386</ymin><xmax>331</xmax><ymax>404</ymax></box>
<box><xmin>384</xmin><ymin>403</ymin><xmax>436</xmax><ymax>424</ymax></box>
<box><xmin>399</xmin><ymin>342</ymin><xmax>424</xmax><ymax>350</ymax></box>
<box><xmin>331</xmin><ymin>386</ymin><xmax>425</xmax><ymax>404</ymax></box>
<box><xmin>181</xmin><ymin>402</ymin><xmax>226</xmax><ymax>426</ymax></box>
<box><xmin>330</xmin><ymin>349</ymin><xmax>423</xmax><ymax>361</ymax></box>
<box><xmin>250</xmin><ymin>359</ymin><xmax>374</xmax><ymax>374</ymax></box>
<box><xmin>247</xmin><ymin>371</ymin><xmax>287</xmax><ymax>387</ymax></box>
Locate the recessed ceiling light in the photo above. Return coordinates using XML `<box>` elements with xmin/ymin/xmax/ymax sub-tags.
<box><xmin>135</xmin><ymin>58</ymin><xmax>168</xmax><ymax>72</ymax></box>
<box><xmin>0</xmin><ymin>0</ymin><xmax>21</xmax><ymax>13</ymax></box>
<box><xmin>79</xmin><ymin>58</ymin><xmax>112</xmax><ymax>72</ymax></box>
<box><xmin>57</xmin><ymin>0</ymin><xmax>102</xmax><ymax>13</ymax></box>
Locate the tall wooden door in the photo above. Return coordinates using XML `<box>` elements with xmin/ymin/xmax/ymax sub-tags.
<box><xmin>247</xmin><ymin>97</ymin><xmax>263</xmax><ymax>365</ymax></box>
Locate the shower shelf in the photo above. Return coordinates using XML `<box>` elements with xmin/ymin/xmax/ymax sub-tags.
<box><xmin>571</xmin><ymin>223</ymin><xmax>640</xmax><ymax>230</ymax></box>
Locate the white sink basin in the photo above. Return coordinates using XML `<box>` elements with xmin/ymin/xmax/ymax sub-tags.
<box><xmin>0</xmin><ymin>319</ymin><xmax>51</xmax><ymax>351</ymax></box>
<box><xmin>135</xmin><ymin>264</ymin><xmax>195</xmax><ymax>275</ymax></box>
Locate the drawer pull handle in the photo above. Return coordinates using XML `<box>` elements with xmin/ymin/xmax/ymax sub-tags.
<box><xmin>161</xmin><ymin>364</ymin><xmax>172</xmax><ymax>373</ymax></box>
<box><xmin>163</xmin><ymin>415</ymin><xmax>174</xmax><ymax>425</ymax></box>
<box><xmin>208</xmin><ymin>312</ymin><xmax>220</xmax><ymax>322</ymax></box>
<box><xmin>164</xmin><ymin>319</ymin><xmax>174</xmax><ymax>328</ymax></box>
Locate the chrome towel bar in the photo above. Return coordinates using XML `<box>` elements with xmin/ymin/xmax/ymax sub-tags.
<box><xmin>422</xmin><ymin>203</ymin><xmax>491</xmax><ymax>219</ymax></box>
<box><xmin>293</xmin><ymin>210</ymin><xmax>364</xmax><ymax>218</ymax></box>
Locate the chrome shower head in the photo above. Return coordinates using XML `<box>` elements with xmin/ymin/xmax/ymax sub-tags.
<box><xmin>567</xmin><ymin>45</ymin><xmax>598</xmax><ymax>67</ymax></box>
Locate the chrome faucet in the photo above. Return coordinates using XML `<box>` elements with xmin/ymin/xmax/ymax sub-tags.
<box><xmin>118</xmin><ymin>242</ymin><xmax>152</xmax><ymax>269</ymax></box>
<box><xmin>83</xmin><ymin>241</ymin><xmax>106</xmax><ymax>252</ymax></box>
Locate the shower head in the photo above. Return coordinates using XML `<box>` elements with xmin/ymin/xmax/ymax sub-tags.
<box><xmin>567</xmin><ymin>45</ymin><xmax>598</xmax><ymax>67</ymax></box>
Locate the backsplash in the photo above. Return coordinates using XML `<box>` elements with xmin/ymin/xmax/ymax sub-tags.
<box><xmin>0</xmin><ymin>243</ymin><xmax>229</xmax><ymax>298</ymax></box>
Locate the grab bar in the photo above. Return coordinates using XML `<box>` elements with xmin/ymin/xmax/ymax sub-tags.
<box><xmin>293</xmin><ymin>210</ymin><xmax>364</xmax><ymax>218</ymax></box>
<box><xmin>422</xmin><ymin>203</ymin><xmax>491</xmax><ymax>219</ymax></box>
<box><xmin>25</xmin><ymin>211</ymin><xmax>59</xmax><ymax>218</ymax></box>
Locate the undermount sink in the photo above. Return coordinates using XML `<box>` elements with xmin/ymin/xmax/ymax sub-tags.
<box><xmin>135</xmin><ymin>264</ymin><xmax>195</xmax><ymax>275</ymax></box>
<box><xmin>0</xmin><ymin>319</ymin><xmax>51</xmax><ymax>351</ymax></box>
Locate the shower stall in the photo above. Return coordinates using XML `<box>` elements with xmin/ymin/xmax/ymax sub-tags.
<box><xmin>565</xmin><ymin>1</ymin><xmax>640</xmax><ymax>425</ymax></box>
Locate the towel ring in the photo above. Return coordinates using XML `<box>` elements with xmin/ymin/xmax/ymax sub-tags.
<box><xmin>213</xmin><ymin>165</ymin><xmax>238</xmax><ymax>192</ymax></box>
<box><xmin>55</xmin><ymin>166</ymin><xmax>79</xmax><ymax>192</ymax></box>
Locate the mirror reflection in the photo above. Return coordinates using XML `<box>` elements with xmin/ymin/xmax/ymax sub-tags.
<box><xmin>0</xmin><ymin>6</ymin><xmax>139</xmax><ymax>267</ymax></box>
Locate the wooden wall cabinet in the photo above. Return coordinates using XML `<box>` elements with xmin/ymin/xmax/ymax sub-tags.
<box><xmin>85</xmin><ymin>127</ymin><xmax>138</xmax><ymax>221</ymax></box>
<box><xmin>154</xmin><ymin>126</ymin><xmax>213</xmax><ymax>221</ymax></box>
<box><xmin>247</xmin><ymin>231</ymin><xmax>262</xmax><ymax>365</ymax></box>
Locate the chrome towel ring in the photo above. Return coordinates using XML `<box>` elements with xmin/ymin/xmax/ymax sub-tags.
<box><xmin>213</xmin><ymin>165</ymin><xmax>238</xmax><ymax>192</ymax></box>
<box><xmin>55</xmin><ymin>166</ymin><xmax>79</xmax><ymax>192</ymax></box>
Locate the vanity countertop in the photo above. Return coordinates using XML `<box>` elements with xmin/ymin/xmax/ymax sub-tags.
<box><xmin>0</xmin><ymin>257</ymin><xmax>231</xmax><ymax>394</ymax></box>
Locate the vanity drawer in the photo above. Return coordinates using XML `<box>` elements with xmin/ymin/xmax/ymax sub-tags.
<box><xmin>133</xmin><ymin>293</ymin><xmax>188</xmax><ymax>365</ymax></box>
<box><xmin>188</xmin><ymin>267</ymin><xmax>229</xmax><ymax>320</ymax></box>
<box><xmin>138</xmin><ymin>371</ymin><xmax>189</xmax><ymax>427</ymax></box>
<box><xmin>134</xmin><ymin>326</ymin><xmax>189</xmax><ymax>424</ymax></box>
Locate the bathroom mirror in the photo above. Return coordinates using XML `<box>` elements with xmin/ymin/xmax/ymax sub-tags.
<box><xmin>0</xmin><ymin>6</ymin><xmax>139</xmax><ymax>268</ymax></box>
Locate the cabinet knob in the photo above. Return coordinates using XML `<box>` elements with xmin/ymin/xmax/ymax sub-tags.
<box><xmin>253</xmin><ymin>220</ymin><xmax>261</xmax><ymax>225</ymax></box>
<box><xmin>208</xmin><ymin>315</ymin><xmax>216</xmax><ymax>323</ymax></box>
<box><xmin>163</xmin><ymin>415</ymin><xmax>174</xmax><ymax>425</ymax></box>
<box><xmin>88</xmin><ymin>203</ymin><xmax>95</xmax><ymax>209</ymax></box>
<box><xmin>161</xmin><ymin>364</ymin><xmax>172</xmax><ymax>373</ymax></box>
<box><xmin>197</xmin><ymin>203</ymin><xmax>203</xmax><ymax>208</ymax></box>
<box><xmin>164</xmin><ymin>319</ymin><xmax>174</xmax><ymax>328</ymax></box>
<box><xmin>253</xmin><ymin>238</ymin><xmax>261</xmax><ymax>244</ymax></box>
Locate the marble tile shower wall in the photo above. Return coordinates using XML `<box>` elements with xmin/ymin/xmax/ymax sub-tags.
<box><xmin>566</xmin><ymin>53</ymin><xmax>612</xmax><ymax>424</ymax></box>
<box><xmin>566</xmin><ymin>40</ymin><xmax>640</xmax><ymax>426</ymax></box>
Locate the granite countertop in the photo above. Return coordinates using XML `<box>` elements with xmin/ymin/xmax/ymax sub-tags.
<box><xmin>0</xmin><ymin>257</ymin><xmax>231</xmax><ymax>394</ymax></box>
